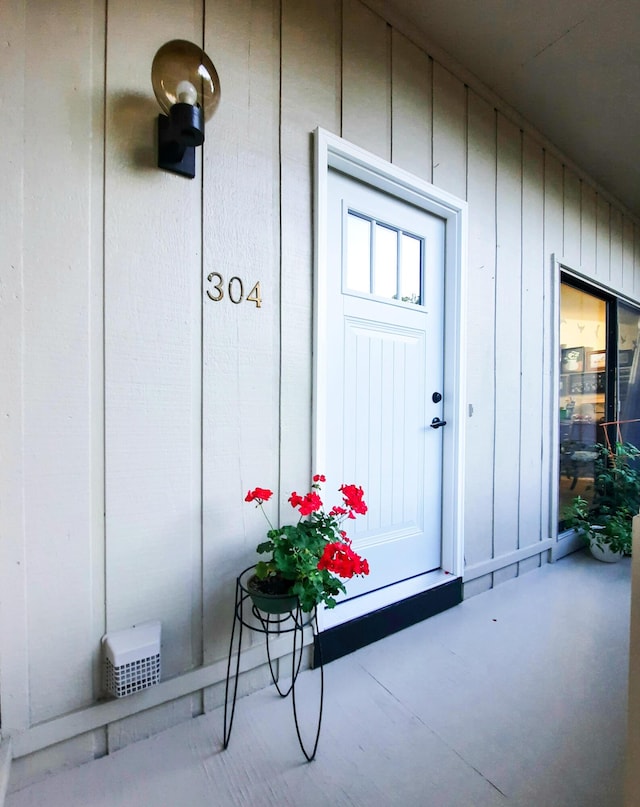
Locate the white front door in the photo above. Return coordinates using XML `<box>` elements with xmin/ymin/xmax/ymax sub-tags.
<box><xmin>318</xmin><ymin>166</ymin><xmax>447</xmax><ymax>625</ymax></box>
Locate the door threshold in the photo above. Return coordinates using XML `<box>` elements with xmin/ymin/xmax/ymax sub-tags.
<box><xmin>319</xmin><ymin>568</ymin><xmax>454</xmax><ymax>631</ymax></box>
<box><xmin>314</xmin><ymin>574</ymin><xmax>462</xmax><ymax>665</ymax></box>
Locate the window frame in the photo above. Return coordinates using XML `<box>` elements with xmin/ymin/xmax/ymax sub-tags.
<box><xmin>553</xmin><ymin>261</ymin><xmax>640</xmax><ymax>553</ymax></box>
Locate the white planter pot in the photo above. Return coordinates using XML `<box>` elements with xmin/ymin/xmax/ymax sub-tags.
<box><xmin>589</xmin><ymin>541</ymin><xmax>624</xmax><ymax>563</ymax></box>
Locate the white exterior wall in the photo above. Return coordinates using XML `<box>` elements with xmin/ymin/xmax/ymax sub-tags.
<box><xmin>2</xmin><ymin>0</ymin><xmax>640</xmax><ymax>784</ymax></box>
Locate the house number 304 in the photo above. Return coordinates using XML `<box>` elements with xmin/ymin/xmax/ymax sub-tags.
<box><xmin>206</xmin><ymin>272</ymin><xmax>262</xmax><ymax>308</ymax></box>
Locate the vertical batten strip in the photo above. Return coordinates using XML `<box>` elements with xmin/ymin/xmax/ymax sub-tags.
<box><xmin>610</xmin><ymin>208</ymin><xmax>624</xmax><ymax>292</ymax></box>
<box><xmin>280</xmin><ymin>0</ymin><xmax>340</xmax><ymax>494</ymax></box>
<box><xmin>563</xmin><ymin>167</ymin><xmax>582</xmax><ymax>268</ymax></box>
<box><xmin>0</xmin><ymin>0</ymin><xmax>29</xmax><ymax>734</ymax></box>
<box><xmin>194</xmin><ymin>1</ymin><xmax>206</xmax><ymax>679</ymax></box>
<box><xmin>277</xmin><ymin>0</ymin><xmax>284</xmax><ymax>533</ymax></box>
<box><xmin>91</xmin><ymin>0</ymin><xmax>108</xmax><ymax>705</ymax></box>
<box><xmin>22</xmin><ymin>0</ymin><xmax>107</xmax><ymax>726</ymax></box>
<box><xmin>492</xmin><ymin>107</ymin><xmax>499</xmax><ymax>569</ymax></box>
<box><xmin>342</xmin><ymin>0</ymin><xmax>391</xmax><ymax>161</ymax></box>
<box><xmin>517</xmin><ymin>128</ymin><xmax>524</xmax><ymax>554</ymax></box>
<box><xmin>519</xmin><ymin>133</ymin><xmax>545</xmax><ymax>550</ymax></box>
<box><xmin>389</xmin><ymin>29</ymin><xmax>432</xmax><ymax>182</ymax></box>
<box><xmin>464</xmin><ymin>91</ymin><xmax>497</xmax><ymax>571</ymax></box>
<box><xmin>623</xmin><ymin>217</ymin><xmax>636</xmax><ymax>294</ymax></box>
<box><xmin>493</xmin><ymin>113</ymin><xmax>523</xmax><ymax>577</ymax></box>
<box><xmin>581</xmin><ymin>182</ymin><xmax>598</xmax><ymax>275</ymax></box>
<box><xmin>432</xmin><ymin>62</ymin><xmax>466</xmax><ymax>199</ymax></box>
<box><xmin>190</xmin><ymin>0</ymin><xmax>207</xmax><ymax>681</ymax></box>
<box><xmin>544</xmin><ymin>152</ymin><xmax>564</xmax><ymax>262</ymax></box>
<box><xmin>596</xmin><ymin>194</ymin><xmax>612</xmax><ymax>282</ymax></box>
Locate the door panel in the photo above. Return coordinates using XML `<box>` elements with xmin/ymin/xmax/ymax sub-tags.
<box><xmin>323</xmin><ymin>168</ymin><xmax>446</xmax><ymax>606</ymax></box>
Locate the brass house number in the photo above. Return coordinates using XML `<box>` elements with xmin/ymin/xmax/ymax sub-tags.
<box><xmin>206</xmin><ymin>272</ymin><xmax>262</xmax><ymax>308</ymax></box>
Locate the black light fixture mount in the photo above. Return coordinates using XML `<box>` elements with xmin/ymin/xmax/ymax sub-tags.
<box><xmin>151</xmin><ymin>40</ymin><xmax>221</xmax><ymax>178</ymax></box>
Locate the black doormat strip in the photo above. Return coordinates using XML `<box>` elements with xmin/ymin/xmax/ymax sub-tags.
<box><xmin>314</xmin><ymin>577</ymin><xmax>462</xmax><ymax>666</ymax></box>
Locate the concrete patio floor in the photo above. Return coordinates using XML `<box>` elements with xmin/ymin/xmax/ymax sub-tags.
<box><xmin>6</xmin><ymin>551</ymin><xmax>631</xmax><ymax>806</ymax></box>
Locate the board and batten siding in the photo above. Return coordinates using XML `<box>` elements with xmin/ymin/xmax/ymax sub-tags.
<box><xmin>2</xmin><ymin>0</ymin><xmax>640</xmax><ymax>782</ymax></box>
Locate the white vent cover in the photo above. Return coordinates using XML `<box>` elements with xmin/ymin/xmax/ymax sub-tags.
<box><xmin>102</xmin><ymin>621</ymin><xmax>161</xmax><ymax>698</ymax></box>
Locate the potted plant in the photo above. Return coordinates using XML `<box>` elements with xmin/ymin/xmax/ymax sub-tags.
<box><xmin>564</xmin><ymin>440</ymin><xmax>640</xmax><ymax>561</ymax></box>
<box><xmin>244</xmin><ymin>474</ymin><xmax>370</xmax><ymax>612</ymax></box>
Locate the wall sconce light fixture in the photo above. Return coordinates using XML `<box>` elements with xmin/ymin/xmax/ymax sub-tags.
<box><xmin>151</xmin><ymin>40</ymin><xmax>221</xmax><ymax>179</ymax></box>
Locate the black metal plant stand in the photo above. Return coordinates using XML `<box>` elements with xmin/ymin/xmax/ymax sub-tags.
<box><xmin>222</xmin><ymin>566</ymin><xmax>324</xmax><ymax>761</ymax></box>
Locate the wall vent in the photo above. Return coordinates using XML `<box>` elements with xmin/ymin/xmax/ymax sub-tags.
<box><xmin>102</xmin><ymin>621</ymin><xmax>161</xmax><ymax>698</ymax></box>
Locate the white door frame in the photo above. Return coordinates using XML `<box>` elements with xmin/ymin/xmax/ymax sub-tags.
<box><xmin>313</xmin><ymin>128</ymin><xmax>468</xmax><ymax>608</ymax></box>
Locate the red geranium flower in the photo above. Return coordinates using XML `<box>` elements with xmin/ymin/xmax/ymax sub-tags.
<box><xmin>313</xmin><ymin>474</ymin><xmax>326</xmax><ymax>483</ymax></box>
<box><xmin>288</xmin><ymin>492</ymin><xmax>303</xmax><ymax>509</ymax></box>
<box><xmin>317</xmin><ymin>541</ymin><xmax>370</xmax><ymax>579</ymax></box>
<box><xmin>289</xmin><ymin>491</ymin><xmax>323</xmax><ymax>515</ymax></box>
<box><xmin>340</xmin><ymin>484</ymin><xmax>368</xmax><ymax>515</ymax></box>
<box><xmin>297</xmin><ymin>491</ymin><xmax>323</xmax><ymax>516</ymax></box>
<box><xmin>245</xmin><ymin>487</ymin><xmax>273</xmax><ymax>503</ymax></box>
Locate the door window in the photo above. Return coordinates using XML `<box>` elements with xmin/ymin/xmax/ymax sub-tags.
<box><xmin>345</xmin><ymin>210</ymin><xmax>423</xmax><ymax>305</ymax></box>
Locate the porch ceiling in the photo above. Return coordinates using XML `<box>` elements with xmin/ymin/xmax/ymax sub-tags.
<box><xmin>377</xmin><ymin>0</ymin><xmax>640</xmax><ymax>219</ymax></box>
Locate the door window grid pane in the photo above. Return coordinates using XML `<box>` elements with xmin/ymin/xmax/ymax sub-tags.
<box><xmin>346</xmin><ymin>212</ymin><xmax>371</xmax><ymax>294</ymax></box>
<box><xmin>346</xmin><ymin>209</ymin><xmax>423</xmax><ymax>305</ymax></box>
<box><xmin>400</xmin><ymin>233</ymin><xmax>422</xmax><ymax>305</ymax></box>
<box><xmin>373</xmin><ymin>223</ymin><xmax>398</xmax><ymax>299</ymax></box>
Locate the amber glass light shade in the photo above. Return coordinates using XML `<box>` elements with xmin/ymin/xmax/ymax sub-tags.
<box><xmin>151</xmin><ymin>40</ymin><xmax>221</xmax><ymax>122</ymax></box>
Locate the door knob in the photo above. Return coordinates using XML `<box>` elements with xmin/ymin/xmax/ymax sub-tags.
<box><xmin>430</xmin><ymin>417</ymin><xmax>447</xmax><ymax>429</ymax></box>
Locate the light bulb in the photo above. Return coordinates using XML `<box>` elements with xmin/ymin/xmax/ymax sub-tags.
<box><xmin>176</xmin><ymin>80</ymin><xmax>198</xmax><ymax>106</ymax></box>
<box><xmin>151</xmin><ymin>40</ymin><xmax>221</xmax><ymax>121</ymax></box>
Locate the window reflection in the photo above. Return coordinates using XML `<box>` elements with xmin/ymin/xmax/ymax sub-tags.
<box><xmin>558</xmin><ymin>283</ymin><xmax>640</xmax><ymax>532</ymax></box>
<box><xmin>558</xmin><ymin>283</ymin><xmax>606</xmax><ymax>524</ymax></box>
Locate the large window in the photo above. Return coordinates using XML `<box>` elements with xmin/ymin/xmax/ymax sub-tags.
<box><xmin>558</xmin><ymin>277</ymin><xmax>640</xmax><ymax>530</ymax></box>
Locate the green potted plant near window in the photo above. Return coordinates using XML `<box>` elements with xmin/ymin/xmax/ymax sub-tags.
<box><xmin>564</xmin><ymin>440</ymin><xmax>640</xmax><ymax>562</ymax></box>
<box><xmin>244</xmin><ymin>475</ymin><xmax>370</xmax><ymax>612</ymax></box>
